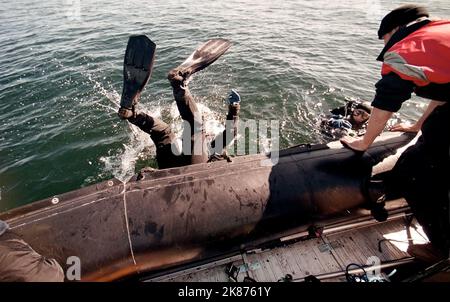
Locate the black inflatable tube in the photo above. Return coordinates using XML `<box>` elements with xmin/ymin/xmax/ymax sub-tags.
<box><xmin>0</xmin><ymin>132</ymin><xmax>414</xmax><ymax>281</ymax></box>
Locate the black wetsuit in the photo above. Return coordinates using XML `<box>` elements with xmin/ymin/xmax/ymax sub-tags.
<box><xmin>127</xmin><ymin>75</ymin><xmax>239</xmax><ymax>169</ymax></box>
<box><xmin>374</xmin><ymin>20</ymin><xmax>450</xmax><ymax>256</ymax></box>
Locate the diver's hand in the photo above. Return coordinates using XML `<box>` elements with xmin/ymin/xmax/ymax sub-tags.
<box><xmin>389</xmin><ymin>122</ymin><xmax>420</xmax><ymax>133</ymax></box>
<box><xmin>340</xmin><ymin>136</ymin><xmax>369</xmax><ymax>152</ymax></box>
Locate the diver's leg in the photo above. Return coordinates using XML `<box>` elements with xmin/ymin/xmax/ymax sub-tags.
<box><xmin>167</xmin><ymin>69</ymin><xmax>208</xmax><ymax>164</ymax></box>
<box><xmin>127</xmin><ymin>112</ymin><xmax>182</xmax><ymax>169</ymax></box>
<box><xmin>164</xmin><ymin>39</ymin><xmax>232</xmax><ymax>164</ymax></box>
<box><xmin>210</xmin><ymin>90</ymin><xmax>241</xmax><ymax>154</ymax></box>
<box><xmin>128</xmin><ymin>112</ymin><xmax>174</xmax><ymax>148</ymax></box>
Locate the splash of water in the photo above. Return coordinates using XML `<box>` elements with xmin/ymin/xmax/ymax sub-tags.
<box><xmin>99</xmin><ymin>114</ymin><xmax>156</xmax><ymax>183</ymax></box>
<box><xmin>86</xmin><ymin>75</ymin><xmax>155</xmax><ymax>183</ymax></box>
<box><xmin>169</xmin><ymin>101</ymin><xmax>225</xmax><ymax>144</ymax></box>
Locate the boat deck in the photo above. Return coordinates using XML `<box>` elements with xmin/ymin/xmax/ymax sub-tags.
<box><xmin>147</xmin><ymin>212</ymin><xmax>428</xmax><ymax>282</ymax></box>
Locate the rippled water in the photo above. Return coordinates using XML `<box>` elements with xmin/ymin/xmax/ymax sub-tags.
<box><xmin>0</xmin><ymin>0</ymin><xmax>448</xmax><ymax>211</ymax></box>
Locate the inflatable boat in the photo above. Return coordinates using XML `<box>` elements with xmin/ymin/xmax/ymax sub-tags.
<box><xmin>0</xmin><ymin>132</ymin><xmax>415</xmax><ymax>281</ymax></box>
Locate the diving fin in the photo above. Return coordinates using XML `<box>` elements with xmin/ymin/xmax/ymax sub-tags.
<box><xmin>120</xmin><ymin>35</ymin><xmax>156</xmax><ymax>112</ymax></box>
<box><xmin>176</xmin><ymin>38</ymin><xmax>231</xmax><ymax>76</ymax></box>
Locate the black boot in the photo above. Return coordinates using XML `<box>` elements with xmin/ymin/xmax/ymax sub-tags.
<box><xmin>363</xmin><ymin>178</ymin><xmax>388</xmax><ymax>222</ymax></box>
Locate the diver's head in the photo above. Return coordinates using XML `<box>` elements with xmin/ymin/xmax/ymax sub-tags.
<box><xmin>378</xmin><ymin>4</ymin><xmax>429</xmax><ymax>44</ymax></box>
<box><xmin>351</xmin><ymin>102</ymin><xmax>371</xmax><ymax>125</ymax></box>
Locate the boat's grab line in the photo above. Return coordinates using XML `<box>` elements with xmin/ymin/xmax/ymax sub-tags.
<box><xmin>121</xmin><ymin>181</ymin><xmax>137</xmax><ymax>266</ymax></box>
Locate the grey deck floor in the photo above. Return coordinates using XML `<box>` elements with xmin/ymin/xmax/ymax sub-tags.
<box><xmin>155</xmin><ymin>215</ymin><xmax>427</xmax><ymax>282</ymax></box>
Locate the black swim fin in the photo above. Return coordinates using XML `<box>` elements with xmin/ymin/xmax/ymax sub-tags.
<box><xmin>120</xmin><ymin>35</ymin><xmax>156</xmax><ymax>111</ymax></box>
<box><xmin>177</xmin><ymin>38</ymin><xmax>231</xmax><ymax>76</ymax></box>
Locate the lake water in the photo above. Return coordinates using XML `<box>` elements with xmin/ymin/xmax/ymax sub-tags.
<box><xmin>0</xmin><ymin>0</ymin><xmax>448</xmax><ymax>211</ymax></box>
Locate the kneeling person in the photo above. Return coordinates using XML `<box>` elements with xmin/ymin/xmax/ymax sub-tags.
<box><xmin>0</xmin><ymin>220</ymin><xmax>64</xmax><ymax>282</ymax></box>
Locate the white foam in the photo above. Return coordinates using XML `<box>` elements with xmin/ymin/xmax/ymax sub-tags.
<box><xmin>89</xmin><ymin>78</ymin><xmax>155</xmax><ymax>183</ymax></box>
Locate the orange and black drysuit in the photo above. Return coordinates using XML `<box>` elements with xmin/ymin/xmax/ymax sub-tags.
<box><xmin>373</xmin><ymin>19</ymin><xmax>450</xmax><ymax>256</ymax></box>
<box><xmin>373</xmin><ymin>19</ymin><xmax>450</xmax><ymax>111</ymax></box>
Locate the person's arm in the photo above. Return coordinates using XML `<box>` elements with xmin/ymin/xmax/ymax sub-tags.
<box><xmin>340</xmin><ymin>108</ymin><xmax>393</xmax><ymax>151</ymax></box>
<box><xmin>390</xmin><ymin>100</ymin><xmax>445</xmax><ymax>132</ymax></box>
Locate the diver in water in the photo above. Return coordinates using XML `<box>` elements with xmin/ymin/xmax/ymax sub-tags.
<box><xmin>320</xmin><ymin>99</ymin><xmax>372</xmax><ymax>140</ymax></box>
<box><xmin>117</xmin><ymin>36</ymin><xmax>240</xmax><ymax>169</ymax></box>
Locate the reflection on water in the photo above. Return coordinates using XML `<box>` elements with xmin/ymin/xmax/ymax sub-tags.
<box><xmin>0</xmin><ymin>0</ymin><xmax>448</xmax><ymax>210</ymax></box>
